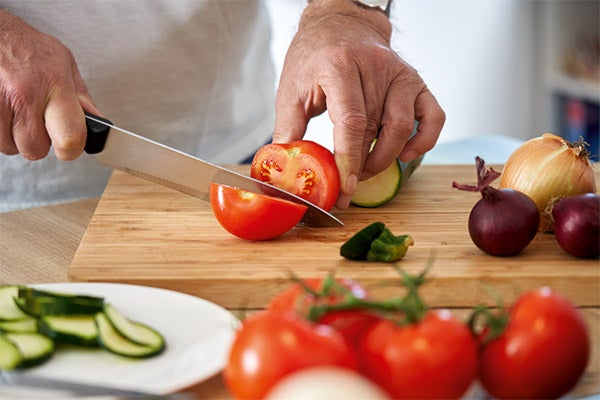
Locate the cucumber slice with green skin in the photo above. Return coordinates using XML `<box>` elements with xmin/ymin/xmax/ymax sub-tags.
<box><xmin>5</xmin><ymin>332</ymin><xmax>54</xmax><ymax>368</ymax></box>
<box><xmin>0</xmin><ymin>285</ymin><xmax>30</xmax><ymax>320</ymax></box>
<box><xmin>38</xmin><ymin>315</ymin><xmax>99</xmax><ymax>346</ymax></box>
<box><xmin>16</xmin><ymin>287</ymin><xmax>104</xmax><ymax>316</ymax></box>
<box><xmin>0</xmin><ymin>317</ymin><xmax>38</xmax><ymax>333</ymax></box>
<box><xmin>95</xmin><ymin>312</ymin><xmax>165</xmax><ymax>358</ymax></box>
<box><xmin>351</xmin><ymin>160</ymin><xmax>402</xmax><ymax>208</ymax></box>
<box><xmin>103</xmin><ymin>303</ymin><xmax>165</xmax><ymax>349</ymax></box>
<box><xmin>0</xmin><ymin>332</ymin><xmax>23</xmax><ymax>370</ymax></box>
<box><xmin>351</xmin><ymin>155</ymin><xmax>423</xmax><ymax>208</ymax></box>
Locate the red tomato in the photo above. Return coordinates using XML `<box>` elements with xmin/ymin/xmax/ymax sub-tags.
<box><xmin>250</xmin><ymin>140</ymin><xmax>340</xmax><ymax>211</ymax></box>
<box><xmin>359</xmin><ymin>310</ymin><xmax>478</xmax><ymax>399</ymax></box>
<box><xmin>209</xmin><ymin>183</ymin><xmax>307</xmax><ymax>241</ymax></box>
<box><xmin>478</xmin><ymin>287</ymin><xmax>590</xmax><ymax>399</ymax></box>
<box><xmin>224</xmin><ymin>311</ymin><xmax>359</xmax><ymax>399</ymax></box>
<box><xmin>268</xmin><ymin>278</ymin><xmax>381</xmax><ymax>346</ymax></box>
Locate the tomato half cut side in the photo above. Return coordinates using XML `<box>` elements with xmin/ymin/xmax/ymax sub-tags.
<box><xmin>209</xmin><ymin>183</ymin><xmax>307</xmax><ymax>241</ymax></box>
<box><xmin>250</xmin><ymin>140</ymin><xmax>340</xmax><ymax>211</ymax></box>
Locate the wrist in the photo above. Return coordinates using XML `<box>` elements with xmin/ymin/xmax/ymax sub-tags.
<box><xmin>304</xmin><ymin>0</ymin><xmax>392</xmax><ymax>39</ymax></box>
<box><xmin>349</xmin><ymin>0</ymin><xmax>392</xmax><ymax>17</ymax></box>
<box><xmin>308</xmin><ymin>0</ymin><xmax>391</xmax><ymax>16</ymax></box>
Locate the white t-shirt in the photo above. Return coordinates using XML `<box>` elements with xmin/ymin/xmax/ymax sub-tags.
<box><xmin>0</xmin><ymin>0</ymin><xmax>275</xmax><ymax>212</ymax></box>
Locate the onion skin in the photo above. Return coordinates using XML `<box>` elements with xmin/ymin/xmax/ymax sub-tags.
<box><xmin>468</xmin><ymin>187</ymin><xmax>540</xmax><ymax>256</ymax></box>
<box><xmin>499</xmin><ymin>133</ymin><xmax>597</xmax><ymax>231</ymax></box>
<box><xmin>552</xmin><ymin>193</ymin><xmax>600</xmax><ymax>258</ymax></box>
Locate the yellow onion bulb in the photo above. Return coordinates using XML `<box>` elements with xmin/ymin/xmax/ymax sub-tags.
<box><xmin>500</xmin><ymin>133</ymin><xmax>597</xmax><ymax>231</ymax></box>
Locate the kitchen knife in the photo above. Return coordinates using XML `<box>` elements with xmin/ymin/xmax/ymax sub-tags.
<box><xmin>84</xmin><ymin>112</ymin><xmax>343</xmax><ymax>227</ymax></box>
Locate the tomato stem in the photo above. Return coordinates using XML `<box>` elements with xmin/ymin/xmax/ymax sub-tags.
<box><xmin>305</xmin><ymin>261</ymin><xmax>434</xmax><ymax>325</ymax></box>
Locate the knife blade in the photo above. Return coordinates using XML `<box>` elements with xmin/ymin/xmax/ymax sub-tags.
<box><xmin>84</xmin><ymin>112</ymin><xmax>343</xmax><ymax>227</ymax></box>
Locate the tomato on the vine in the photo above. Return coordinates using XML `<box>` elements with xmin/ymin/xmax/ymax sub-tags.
<box><xmin>250</xmin><ymin>140</ymin><xmax>340</xmax><ymax>211</ymax></box>
<box><xmin>359</xmin><ymin>309</ymin><xmax>478</xmax><ymax>399</ymax></box>
<box><xmin>268</xmin><ymin>277</ymin><xmax>382</xmax><ymax>346</ymax></box>
<box><xmin>478</xmin><ymin>287</ymin><xmax>590</xmax><ymax>399</ymax></box>
<box><xmin>224</xmin><ymin>311</ymin><xmax>359</xmax><ymax>400</ymax></box>
<box><xmin>209</xmin><ymin>183</ymin><xmax>307</xmax><ymax>240</ymax></box>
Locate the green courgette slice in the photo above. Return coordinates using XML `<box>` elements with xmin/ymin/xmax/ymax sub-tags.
<box><xmin>103</xmin><ymin>303</ymin><xmax>165</xmax><ymax>349</ymax></box>
<box><xmin>4</xmin><ymin>332</ymin><xmax>54</xmax><ymax>368</ymax></box>
<box><xmin>0</xmin><ymin>332</ymin><xmax>23</xmax><ymax>370</ymax></box>
<box><xmin>0</xmin><ymin>317</ymin><xmax>38</xmax><ymax>333</ymax></box>
<box><xmin>0</xmin><ymin>285</ymin><xmax>30</xmax><ymax>320</ymax></box>
<box><xmin>38</xmin><ymin>315</ymin><xmax>99</xmax><ymax>346</ymax></box>
<box><xmin>351</xmin><ymin>160</ymin><xmax>402</xmax><ymax>208</ymax></box>
<box><xmin>16</xmin><ymin>287</ymin><xmax>104</xmax><ymax>316</ymax></box>
<box><xmin>95</xmin><ymin>311</ymin><xmax>165</xmax><ymax>358</ymax></box>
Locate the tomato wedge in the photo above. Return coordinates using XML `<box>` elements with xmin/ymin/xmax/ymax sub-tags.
<box><xmin>209</xmin><ymin>183</ymin><xmax>307</xmax><ymax>241</ymax></box>
<box><xmin>250</xmin><ymin>140</ymin><xmax>340</xmax><ymax>211</ymax></box>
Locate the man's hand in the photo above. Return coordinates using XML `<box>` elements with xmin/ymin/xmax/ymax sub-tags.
<box><xmin>273</xmin><ymin>0</ymin><xmax>445</xmax><ymax>209</ymax></box>
<box><xmin>0</xmin><ymin>10</ymin><xmax>99</xmax><ymax>161</ymax></box>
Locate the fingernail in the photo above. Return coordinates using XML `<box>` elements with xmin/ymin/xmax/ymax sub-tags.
<box><xmin>336</xmin><ymin>194</ymin><xmax>351</xmax><ymax>210</ymax></box>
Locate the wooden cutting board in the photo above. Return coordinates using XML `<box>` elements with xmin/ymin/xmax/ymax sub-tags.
<box><xmin>69</xmin><ymin>165</ymin><xmax>600</xmax><ymax>309</ymax></box>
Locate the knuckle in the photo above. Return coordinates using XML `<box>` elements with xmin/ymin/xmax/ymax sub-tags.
<box><xmin>54</xmin><ymin>136</ymin><xmax>83</xmax><ymax>158</ymax></box>
<box><xmin>338</xmin><ymin>112</ymin><xmax>368</xmax><ymax>136</ymax></box>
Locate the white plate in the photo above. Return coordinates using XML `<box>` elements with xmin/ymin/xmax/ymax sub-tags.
<box><xmin>15</xmin><ymin>282</ymin><xmax>239</xmax><ymax>395</ymax></box>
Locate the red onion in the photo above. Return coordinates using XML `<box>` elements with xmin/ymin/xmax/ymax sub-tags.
<box><xmin>453</xmin><ymin>157</ymin><xmax>540</xmax><ymax>256</ymax></box>
<box><xmin>552</xmin><ymin>193</ymin><xmax>600</xmax><ymax>258</ymax></box>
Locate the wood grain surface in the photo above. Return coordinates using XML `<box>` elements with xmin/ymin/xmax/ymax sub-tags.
<box><xmin>68</xmin><ymin>165</ymin><xmax>600</xmax><ymax>309</ymax></box>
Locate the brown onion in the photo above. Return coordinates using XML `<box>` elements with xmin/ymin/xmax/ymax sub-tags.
<box><xmin>500</xmin><ymin>133</ymin><xmax>596</xmax><ymax>231</ymax></box>
<box><xmin>552</xmin><ymin>193</ymin><xmax>600</xmax><ymax>258</ymax></box>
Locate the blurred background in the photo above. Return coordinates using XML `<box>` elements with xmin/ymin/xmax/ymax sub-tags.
<box><xmin>266</xmin><ymin>0</ymin><xmax>599</xmax><ymax>163</ymax></box>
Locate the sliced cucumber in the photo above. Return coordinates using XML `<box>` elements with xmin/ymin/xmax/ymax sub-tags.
<box><xmin>38</xmin><ymin>315</ymin><xmax>99</xmax><ymax>346</ymax></box>
<box><xmin>0</xmin><ymin>285</ymin><xmax>30</xmax><ymax>320</ymax></box>
<box><xmin>0</xmin><ymin>332</ymin><xmax>23</xmax><ymax>370</ymax></box>
<box><xmin>351</xmin><ymin>160</ymin><xmax>401</xmax><ymax>207</ymax></box>
<box><xmin>0</xmin><ymin>317</ymin><xmax>38</xmax><ymax>333</ymax></box>
<box><xmin>5</xmin><ymin>332</ymin><xmax>54</xmax><ymax>368</ymax></box>
<box><xmin>103</xmin><ymin>303</ymin><xmax>165</xmax><ymax>349</ymax></box>
<box><xmin>16</xmin><ymin>287</ymin><xmax>104</xmax><ymax>316</ymax></box>
<box><xmin>351</xmin><ymin>155</ymin><xmax>423</xmax><ymax>208</ymax></box>
<box><xmin>95</xmin><ymin>312</ymin><xmax>164</xmax><ymax>358</ymax></box>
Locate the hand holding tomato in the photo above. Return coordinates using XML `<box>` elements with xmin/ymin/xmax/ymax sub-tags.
<box><xmin>273</xmin><ymin>0</ymin><xmax>445</xmax><ymax>209</ymax></box>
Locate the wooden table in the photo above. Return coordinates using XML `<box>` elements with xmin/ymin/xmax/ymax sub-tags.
<box><xmin>1</xmin><ymin>164</ymin><xmax>599</xmax><ymax>399</ymax></box>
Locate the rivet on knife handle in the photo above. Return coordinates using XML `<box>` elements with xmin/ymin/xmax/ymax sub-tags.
<box><xmin>84</xmin><ymin>112</ymin><xmax>113</xmax><ymax>154</ymax></box>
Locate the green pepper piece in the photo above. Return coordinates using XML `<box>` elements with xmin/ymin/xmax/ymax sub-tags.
<box><xmin>340</xmin><ymin>222</ymin><xmax>386</xmax><ymax>260</ymax></box>
<box><xmin>367</xmin><ymin>229</ymin><xmax>414</xmax><ymax>262</ymax></box>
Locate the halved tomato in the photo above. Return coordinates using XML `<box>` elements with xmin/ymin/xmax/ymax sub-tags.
<box><xmin>210</xmin><ymin>183</ymin><xmax>307</xmax><ymax>241</ymax></box>
<box><xmin>250</xmin><ymin>140</ymin><xmax>340</xmax><ymax>211</ymax></box>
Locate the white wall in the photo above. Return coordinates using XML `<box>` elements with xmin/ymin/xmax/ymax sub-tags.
<box><xmin>266</xmin><ymin>0</ymin><xmax>538</xmax><ymax>150</ymax></box>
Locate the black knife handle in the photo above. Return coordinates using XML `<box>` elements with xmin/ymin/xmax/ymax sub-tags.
<box><xmin>84</xmin><ymin>111</ymin><xmax>113</xmax><ymax>154</ymax></box>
